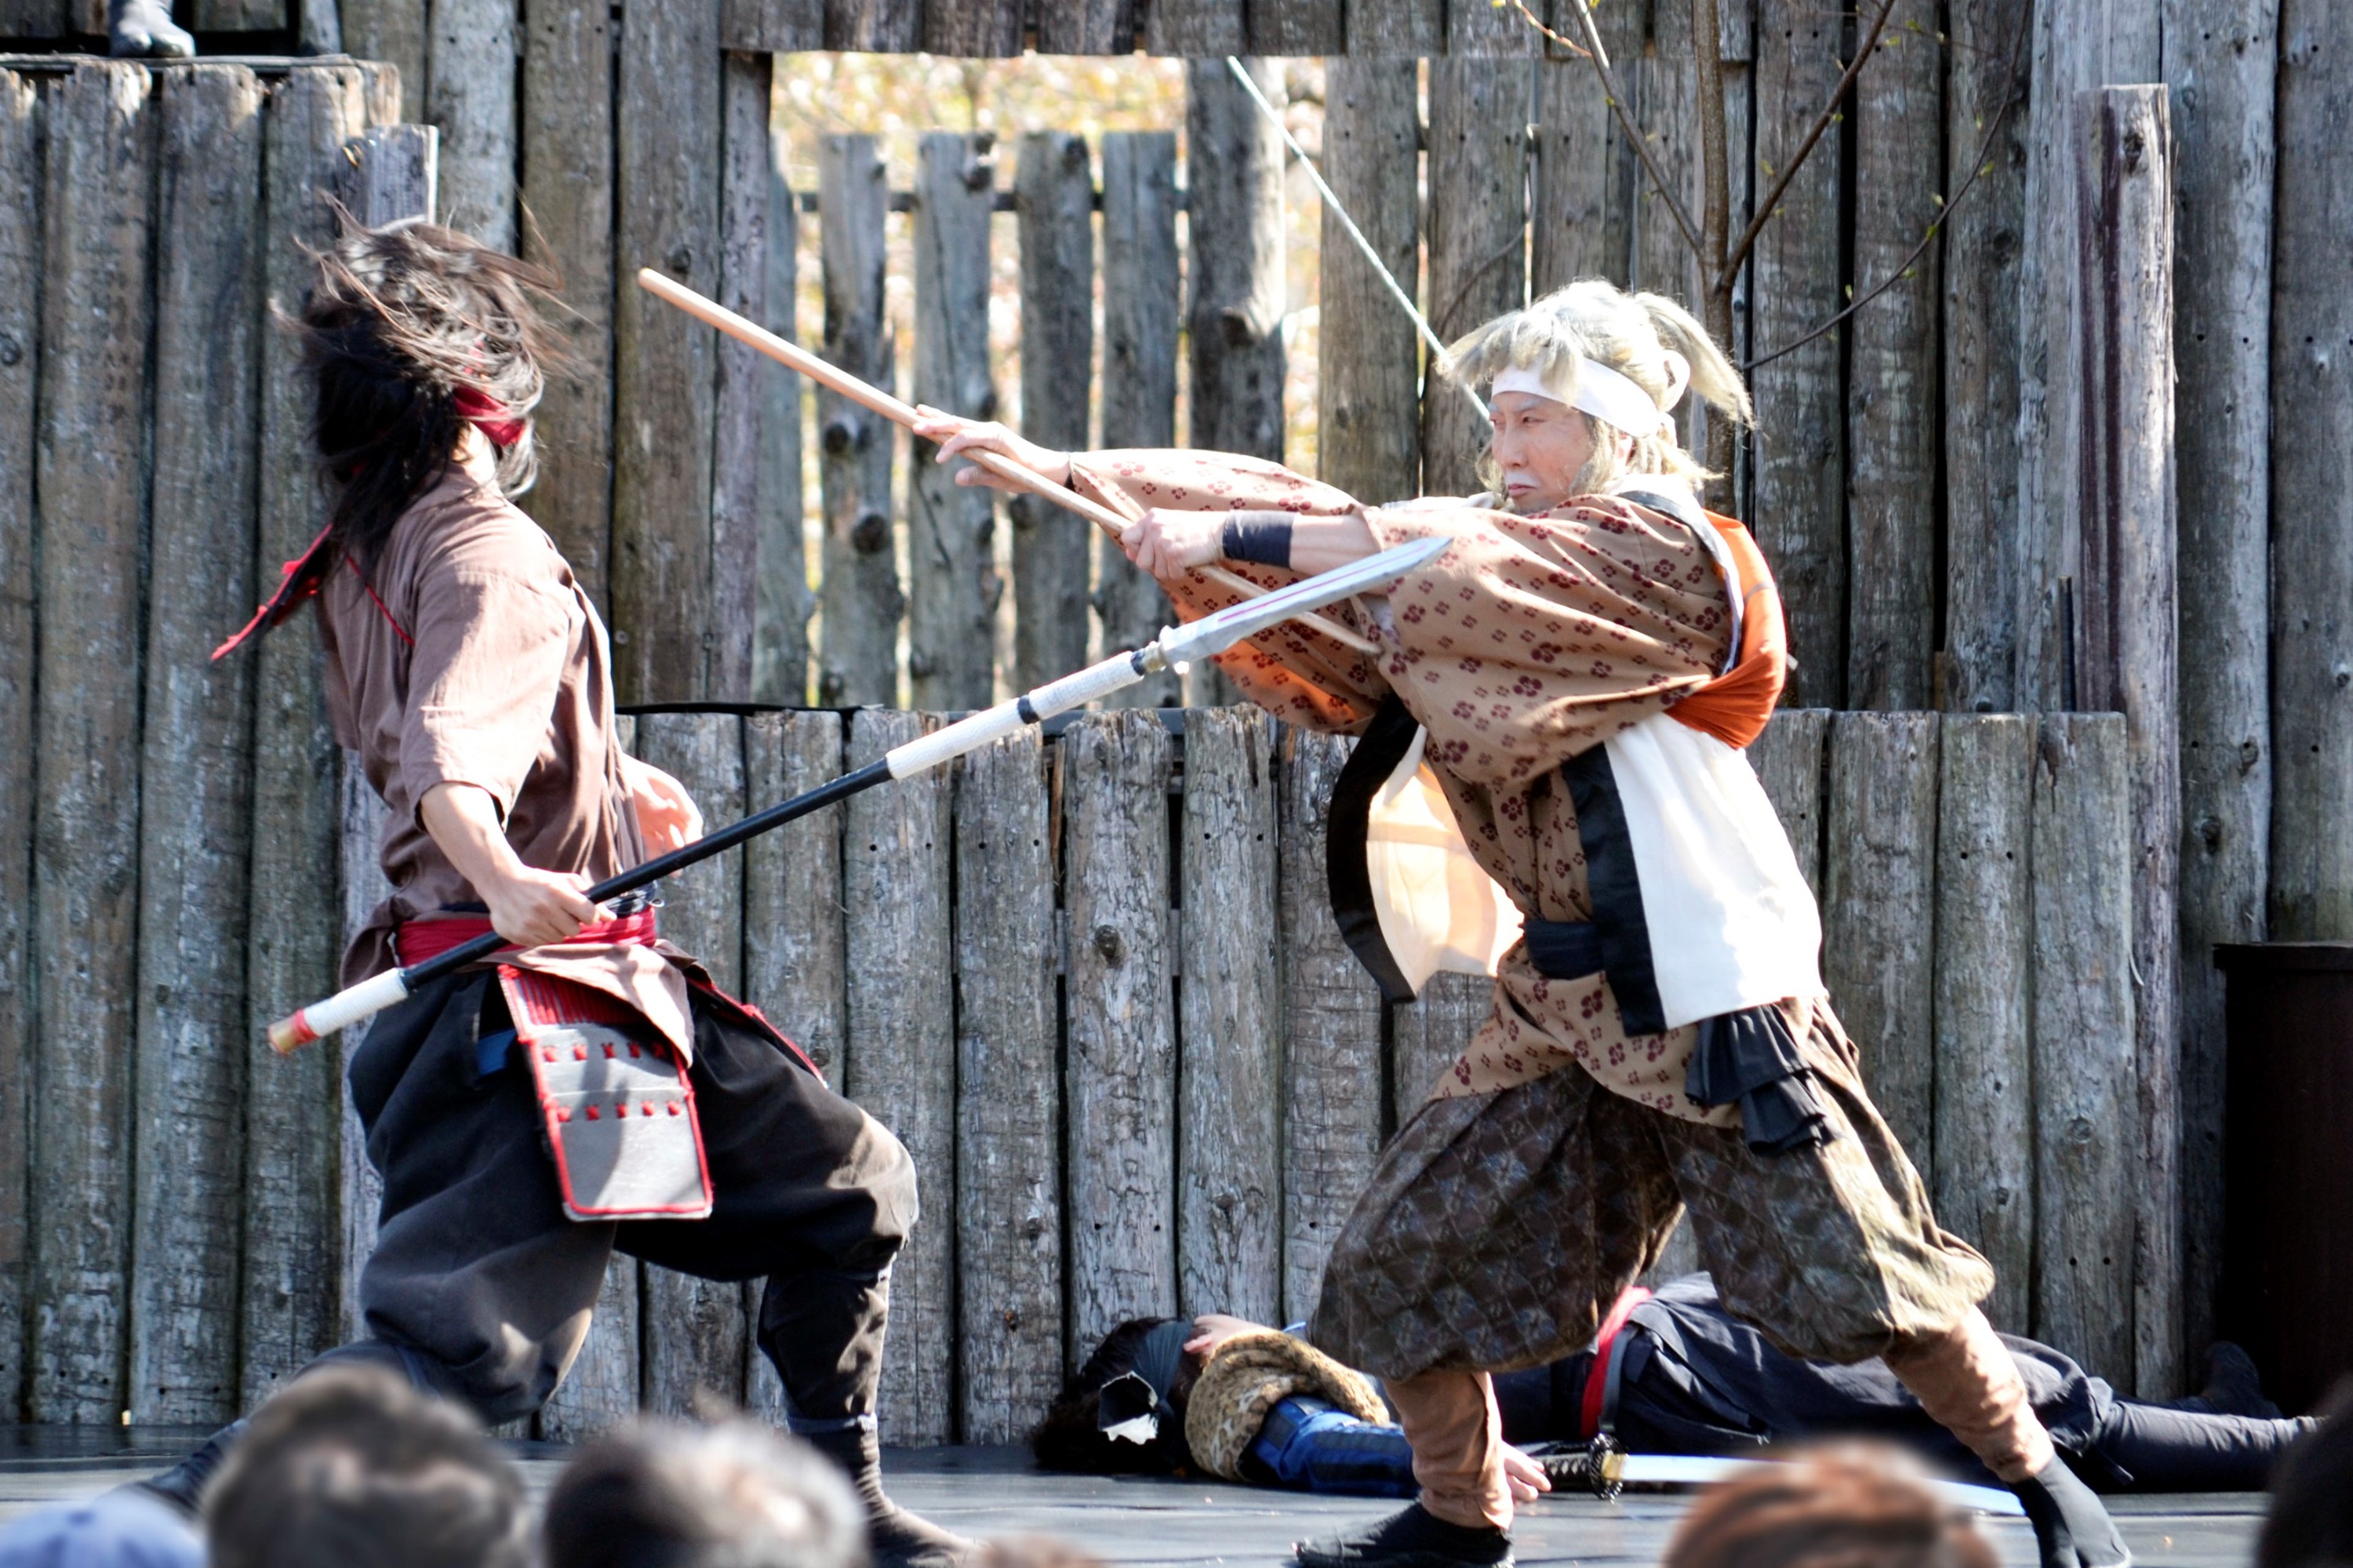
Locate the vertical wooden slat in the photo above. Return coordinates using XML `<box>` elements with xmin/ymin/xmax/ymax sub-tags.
<box><xmin>1096</xmin><ymin>131</ymin><xmax>1180</xmax><ymax>707</ymax></box>
<box><xmin>1147</xmin><ymin>0</ymin><xmax>1240</xmax><ymax>57</ymax></box>
<box><xmin>245</xmin><ymin>62</ymin><xmax>370</xmax><ymax>1413</ymax></box>
<box><xmin>538</xmin><ymin>1259</ymin><xmax>642</xmax><ymax>1442</ymax></box>
<box><xmin>1749</xmin><ymin>0</ymin><xmax>1846</xmax><ymax>706</ymax></box>
<box><xmin>1177</xmin><ymin>709</ymin><xmax>1282</xmax><ymax>1325</ymax></box>
<box><xmin>722</xmin><ymin>0</ymin><xmax>820</xmax><ymax>66</ymax></box>
<box><xmin>826</xmin><ymin>0</ymin><xmax>918</xmax><ymax>51</ymax></box>
<box><xmin>1422</xmin><ymin>59</ymin><xmax>1528</xmax><ymax>496</ymax></box>
<box><xmin>844</xmin><ymin>709</ymin><xmax>954</xmax><ymax>1441</ymax></box>
<box><xmin>424</xmin><ymin>0</ymin><xmax>516</xmax><ymax>249</ymax></box>
<box><xmin>1062</xmin><ymin>711</ymin><xmax>1176</xmax><ymax>1362</ymax></box>
<box><xmin>1278</xmin><ymin>728</ymin><xmax>1383</xmax><ymax>1324</ymax></box>
<box><xmin>2164</xmin><ymin>0</ymin><xmax>2275</xmax><ymax>1363</ymax></box>
<box><xmin>710</xmin><ymin>51</ymin><xmax>773</xmax><ymax>704</ymax></box>
<box><xmin>1533</xmin><ymin>0</ymin><xmax>1642</xmax><ymax>297</ymax></box>
<box><xmin>1845</xmin><ymin>1</ymin><xmax>1941</xmax><ymax>711</ymax></box>
<box><xmin>1248</xmin><ymin>0</ymin><xmax>1338</xmax><ymax>57</ymax></box>
<box><xmin>1820</xmin><ymin>712</ymin><xmax>1940</xmax><ymax>1164</ymax></box>
<box><xmin>923</xmin><ymin>0</ymin><xmax>1019</xmax><ymax>55</ymax></box>
<box><xmin>1635</xmin><ymin>0</ymin><xmax>1700</xmax><ymax>311</ymax></box>
<box><xmin>1013</xmin><ymin>132</ymin><xmax>1095</xmax><ymax>693</ymax></box>
<box><xmin>29</xmin><ymin>60</ymin><xmax>152</xmax><ymax>1425</ymax></box>
<box><xmin>1186</xmin><ymin>59</ymin><xmax>1286</xmax><ymax>465</ymax></box>
<box><xmin>128</xmin><ymin>64</ymin><xmax>264</xmax><ymax>1428</ymax></box>
<box><xmin>1931</xmin><ymin>715</ymin><xmax>2035</xmax><ymax>1335</ymax></box>
<box><xmin>635</xmin><ymin>713</ymin><xmax>751</xmax><ymax>1417</ymax></box>
<box><xmin>755</xmin><ymin>123</ymin><xmax>810</xmax><ymax>705</ymax></box>
<box><xmin>1446</xmin><ymin>0</ymin><xmax>1536</xmax><ymax>56</ymax></box>
<box><xmin>2029</xmin><ymin>713</ymin><xmax>2137</xmax><ymax>1386</ymax></box>
<box><xmin>952</xmin><ymin>730</ymin><xmax>1061</xmax><ymax>1444</ymax></box>
<box><xmin>1940</xmin><ymin>0</ymin><xmax>2031</xmax><ymax>712</ymax></box>
<box><xmin>519</xmin><ymin>0</ymin><xmax>615</xmax><ymax>613</ymax></box>
<box><xmin>1344</xmin><ymin>0</ymin><xmax>1436</xmax><ymax>59</ymax></box>
<box><xmin>1747</xmin><ymin>707</ymin><xmax>1827</xmax><ymax>895</ymax></box>
<box><xmin>1035</xmin><ymin>0</ymin><xmax>1128</xmax><ymax>54</ymax></box>
<box><xmin>613</xmin><ymin>0</ymin><xmax>722</xmax><ymax>704</ymax></box>
<box><xmin>1389</xmin><ymin>974</ymin><xmax>1488</xmax><ymax>1126</ymax></box>
<box><xmin>816</xmin><ymin>136</ymin><xmax>900</xmax><ymax>708</ymax></box>
<box><xmin>341</xmin><ymin>0</ymin><xmax>427</xmax><ymax>120</ymax></box>
<box><xmin>0</xmin><ymin>69</ymin><xmax>42</xmax><ymax>1425</ymax></box>
<box><xmin>1318</xmin><ymin>60</ymin><xmax>1421</xmax><ymax>507</ymax></box>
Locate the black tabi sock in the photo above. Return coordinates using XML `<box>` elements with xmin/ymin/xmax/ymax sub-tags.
<box><xmin>1294</xmin><ymin>1504</ymin><xmax>1511</xmax><ymax>1568</ymax></box>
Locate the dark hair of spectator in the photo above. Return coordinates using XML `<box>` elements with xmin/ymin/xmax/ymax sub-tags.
<box><xmin>2260</xmin><ymin>1382</ymin><xmax>2353</xmax><ymax>1568</ymax></box>
<box><xmin>1030</xmin><ymin>1317</ymin><xmax>1193</xmax><ymax>1476</ymax></box>
<box><xmin>203</xmin><ymin>1364</ymin><xmax>532</xmax><ymax>1568</ymax></box>
<box><xmin>289</xmin><ymin>219</ymin><xmax>564</xmax><ymax>576</ymax></box>
<box><xmin>543</xmin><ymin>1417</ymin><xmax>868</xmax><ymax>1568</ymax></box>
<box><xmin>1660</xmin><ymin>1444</ymin><xmax>2001</xmax><ymax>1568</ymax></box>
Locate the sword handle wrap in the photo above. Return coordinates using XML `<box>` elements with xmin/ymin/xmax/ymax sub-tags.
<box><xmin>267</xmin><ymin>966</ymin><xmax>415</xmax><ymax>1053</ymax></box>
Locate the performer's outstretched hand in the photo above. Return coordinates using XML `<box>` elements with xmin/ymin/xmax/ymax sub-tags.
<box><xmin>911</xmin><ymin>406</ymin><xmax>1072</xmax><ymax>490</ymax></box>
<box><xmin>624</xmin><ymin>755</ymin><xmax>704</xmax><ymax>853</ymax></box>
<box><xmin>1501</xmin><ymin>1445</ymin><xmax>1552</xmax><ymax>1503</ymax></box>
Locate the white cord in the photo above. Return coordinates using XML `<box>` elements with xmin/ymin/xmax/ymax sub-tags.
<box><xmin>1222</xmin><ymin>56</ymin><xmax>1489</xmax><ymax>422</ymax></box>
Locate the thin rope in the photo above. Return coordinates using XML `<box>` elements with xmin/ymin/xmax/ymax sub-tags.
<box><xmin>1222</xmin><ymin>56</ymin><xmax>1488</xmax><ymax>423</ymax></box>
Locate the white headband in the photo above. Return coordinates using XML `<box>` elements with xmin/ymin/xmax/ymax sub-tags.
<box><xmin>1490</xmin><ymin>354</ymin><xmax>1686</xmax><ymax>438</ymax></box>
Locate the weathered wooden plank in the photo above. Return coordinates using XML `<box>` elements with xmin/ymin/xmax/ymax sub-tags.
<box><xmin>1941</xmin><ymin>0</ymin><xmax>2032</xmax><ymax>712</ymax></box>
<box><xmin>0</xmin><ymin>69</ymin><xmax>42</xmax><ymax>1427</ymax></box>
<box><xmin>922</xmin><ymin>0</ymin><xmax>1017</xmax><ymax>56</ymax></box>
<box><xmin>1318</xmin><ymin>59</ymin><xmax>1420</xmax><ymax>508</ymax></box>
<box><xmin>127</xmin><ymin>64</ymin><xmax>264</xmax><ymax>1428</ymax></box>
<box><xmin>722</xmin><ymin>0</ymin><xmax>819</xmax><ymax>51</ymax></box>
<box><xmin>1013</xmin><ymin>131</ymin><xmax>1094</xmax><ymax>693</ymax></box>
<box><xmin>1063</xmin><ymin>711</ymin><xmax>1177</xmax><ymax>1362</ymax></box>
<box><xmin>1344</xmin><ymin>0</ymin><xmax>1435</xmax><ymax>58</ymax></box>
<box><xmin>2029</xmin><ymin>713</ymin><xmax>2137</xmax><ymax>1388</ymax></box>
<box><xmin>1931</xmin><ymin>715</ymin><xmax>2035</xmax><ymax>1336</ymax></box>
<box><xmin>634</xmin><ymin>712</ymin><xmax>751</xmax><ymax>1417</ymax></box>
<box><xmin>336</xmin><ymin>122</ymin><xmax>435</xmax><ymax>224</ymax></box>
<box><xmin>1533</xmin><ymin>23</ymin><xmax>1638</xmax><ymax>296</ymax></box>
<box><xmin>1035</xmin><ymin>0</ymin><xmax>1127</xmax><ymax>54</ymax></box>
<box><xmin>825</xmin><ymin>0</ymin><xmax>916</xmax><ymax>53</ymax></box>
<box><xmin>1446</xmin><ymin>0</ymin><xmax>1537</xmax><ymax>56</ymax></box>
<box><xmin>755</xmin><ymin>125</ymin><xmax>809</xmax><ymax>706</ymax></box>
<box><xmin>1635</xmin><ymin>0</ymin><xmax>1701</xmax><ymax>314</ymax></box>
<box><xmin>1845</xmin><ymin>0</ymin><xmax>1940</xmax><ymax>711</ymax></box>
<box><xmin>518</xmin><ymin>0</ymin><xmax>615</xmax><ymax>613</ymax></box>
<box><xmin>815</xmin><ymin>136</ymin><xmax>900</xmax><ymax>709</ymax></box>
<box><xmin>340</xmin><ymin>0</ymin><xmax>426</xmax><ymax>119</ymax></box>
<box><xmin>1389</xmin><ymin>973</ymin><xmax>1488</xmax><ymax>1125</ymax></box>
<box><xmin>709</xmin><ymin>52</ymin><xmax>772</xmax><ymax>704</ymax></box>
<box><xmin>952</xmin><ymin>729</ymin><xmax>1061</xmax><ymax>1444</ymax></box>
<box><xmin>29</xmin><ymin>60</ymin><xmax>152</xmax><ymax>1425</ymax></box>
<box><xmin>1820</xmin><ymin>712</ymin><xmax>1940</xmax><ymax>1165</ymax></box>
<box><xmin>0</xmin><ymin>0</ymin><xmax>69</xmax><ymax>44</ymax></box>
<box><xmin>1147</xmin><ymin>0</ymin><xmax>1238</xmax><ymax>57</ymax></box>
<box><xmin>1423</xmin><ymin>59</ymin><xmax>1528</xmax><ymax>496</ymax></box>
<box><xmin>1749</xmin><ymin>0</ymin><xmax>1846</xmax><ymax>706</ymax></box>
<box><xmin>845</xmin><ymin>709</ymin><xmax>955</xmax><ymax>1441</ymax></box>
<box><xmin>1278</xmin><ymin>728</ymin><xmax>1384</xmax><ymax>1324</ymax></box>
<box><xmin>1096</xmin><ymin>131</ymin><xmax>1180</xmax><ymax>708</ymax></box>
<box><xmin>245</xmin><ymin>61</ymin><xmax>369</xmax><ymax>1413</ymax></box>
<box><xmin>425</xmin><ymin>0</ymin><xmax>515</xmax><ymax>249</ymax></box>
<box><xmin>612</xmin><ymin>0</ymin><xmax>721</xmax><ymax>704</ymax></box>
<box><xmin>1747</xmin><ymin>706</ymin><xmax>1827</xmax><ymax>895</ymax></box>
<box><xmin>1249</xmin><ymin>0</ymin><xmax>1338</xmax><ymax>58</ymax></box>
<box><xmin>538</xmin><ymin>1258</ymin><xmax>642</xmax><ymax>1442</ymax></box>
<box><xmin>2163</xmin><ymin>0</ymin><xmax>2275</xmax><ymax>1366</ymax></box>
<box><xmin>1187</xmin><ymin>58</ymin><xmax>1286</xmax><ymax>467</ymax></box>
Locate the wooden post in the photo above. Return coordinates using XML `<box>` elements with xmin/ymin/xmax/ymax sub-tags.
<box><xmin>1096</xmin><ymin>131</ymin><xmax>1180</xmax><ymax>707</ymax></box>
<box><xmin>1940</xmin><ymin>0</ymin><xmax>2032</xmax><ymax>712</ymax></box>
<box><xmin>2030</xmin><ymin>713</ymin><xmax>2137</xmax><ymax>1388</ymax></box>
<box><xmin>1186</xmin><ymin>59</ymin><xmax>1286</xmax><ymax>467</ymax></box>
<box><xmin>1278</xmin><ymin>728</ymin><xmax>1384</xmax><ymax>1324</ymax></box>
<box><xmin>518</xmin><ymin>0</ymin><xmax>615</xmax><ymax>613</ymax></box>
<box><xmin>1422</xmin><ymin>59</ymin><xmax>1528</xmax><ymax>495</ymax></box>
<box><xmin>721</xmin><ymin>0</ymin><xmax>818</xmax><ymax>46</ymax></box>
<box><xmin>1821</xmin><ymin>712</ymin><xmax>1940</xmax><ymax>1162</ymax></box>
<box><xmin>613</xmin><ymin>0</ymin><xmax>722</xmax><ymax>704</ymax></box>
<box><xmin>127</xmin><ymin>64</ymin><xmax>265</xmax><ymax>1428</ymax></box>
<box><xmin>845</xmin><ymin>709</ymin><xmax>955</xmax><ymax>1441</ymax></box>
<box><xmin>1013</xmin><ymin>132</ymin><xmax>1095</xmax><ymax>692</ymax></box>
<box><xmin>1147</xmin><ymin>0</ymin><xmax>1240</xmax><ymax>57</ymax></box>
<box><xmin>826</xmin><ymin>0</ymin><xmax>916</xmax><ymax>51</ymax></box>
<box><xmin>1446</xmin><ymin>0</ymin><xmax>1537</xmax><ymax>56</ymax></box>
<box><xmin>1318</xmin><ymin>60</ymin><xmax>1421</xmax><ymax>507</ymax></box>
<box><xmin>1035</xmin><ymin>0</ymin><xmax>1128</xmax><ymax>53</ymax></box>
<box><xmin>1747</xmin><ymin>708</ymin><xmax>1827</xmax><ymax>894</ymax></box>
<box><xmin>2165</xmin><ymin>0</ymin><xmax>2275</xmax><ymax>1362</ymax></box>
<box><xmin>923</xmin><ymin>0</ymin><xmax>1019</xmax><ymax>56</ymax></box>
<box><xmin>816</xmin><ymin>136</ymin><xmax>901</xmax><ymax>708</ymax></box>
<box><xmin>1062</xmin><ymin>711</ymin><xmax>1178</xmax><ymax>1362</ymax></box>
<box><xmin>1846</xmin><ymin>2</ymin><xmax>1941</xmax><ymax>710</ymax></box>
<box><xmin>1636</xmin><ymin>0</ymin><xmax>1700</xmax><ymax>313</ymax></box>
<box><xmin>635</xmin><ymin>712</ymin><xmax>751</xmax><ymax>1416</ymax></box>
<box><xmin>1533</xmin><ymin>0</ymin><xmax>1642</xmax><ymax>296</ymax></box>
<box><xmin>539</xmin><ymin>1261</ymin><xmax>642</xmax><ymax>1442</ymax></box>
<box><xmin>1932</xmin><ymin>715</ymin><xmax>2036</xmax><ymax>1334</ymax></box>
<box><xmin>0</xmin><ymin>69</ymin><xmax>41</xmax><ymax>1424</ymax></box>
<box><xmin>952</xmin><ymin>729</ymin><xmax>1062</xmax><ymax>1443</ymax></box>
<box><xmin>710</xmin><ymin>52</ymin><xmax>773</xmax><ymax>703</ymax></box>
<box><xmin>245</xmin><ymin>62</ymin><xmax>372</xmax><ymax>1413</ymax></box>
<box><xmin>1178</xmin><ymin>709</ymin><xmax>1282</xmax><ymax>1325</ymax></box>
<box><xmin>756</xmin><ymin>122</ymin><xmax>810</xmax><ymax>705</ymax></box>
<box><xmin>1344</xmin><ymin>0</ymin><xmax>1436</xmax><ymax>59</ymax></box>
<box><xmin>341</xmin><ymin>0</ymin><xmax>427</xmax><ymax>120</ymax></box>
<box><xmin>1249</xmin><ymin>0</ymin><xmax>1338</xmax><ymax>54</ymax></box>
<box><xmin>424</xmin><ymin>0</ymin><xmax>516</xmax><ymax>249</ymax></box>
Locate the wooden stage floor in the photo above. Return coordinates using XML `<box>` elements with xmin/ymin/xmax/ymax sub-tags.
<box><xmin>0</xmin><ymin>1437</ymin><xmax>2269</xmax><ymax>1568</ymax></box>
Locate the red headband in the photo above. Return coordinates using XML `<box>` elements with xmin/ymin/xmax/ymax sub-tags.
<box><xmin>453</xmin><ymin>384</ymin><xmax>527</xmax><ymax>449</ymax></box>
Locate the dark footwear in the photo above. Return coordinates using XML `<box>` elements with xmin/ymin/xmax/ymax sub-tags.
<box><xmin>107</xmin><ymin>0</ymin><xmax>195</xmax><ymax>56</ymax></box>
<box><xmin>1293</xmin><ymin>1504</ymin><xmax>1512</xmax><ymax>1568</ymax></box>
<box><xmin>136</xmin><ymin>1417</ymin><xmax>248</xmax><ymax>1517</ymax></box>
<box><xmin>2192</xmin><ymin>1343</ymin><xmax>2283</xmax><ymax>1420</ymax></box>
<box><xmin>803</xmin><ymin>1424</ymin><xmax>976</xmax><ymax>1568</ymax></box>
<box><xmin>2013</xmin><ymin>1459</ymin><xmax>2131</xmax><ymax>1568</ymax></box>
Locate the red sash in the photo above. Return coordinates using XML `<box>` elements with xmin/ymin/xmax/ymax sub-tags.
<box><xmin>391</xmin><ymin>905</ymin><xmax>659</xmax><ymax>967</ymax></box>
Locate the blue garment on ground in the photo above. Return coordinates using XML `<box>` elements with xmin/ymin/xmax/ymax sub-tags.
<box><xmin>1241</xmin><ymin>1395</ymin><xmax>1417</xmax><ymax>1497</ymax></box>
<box><xmin>0</xmin><ymin>1490</ymin><xmax>203</xmax><ymax>1568</ymax></box>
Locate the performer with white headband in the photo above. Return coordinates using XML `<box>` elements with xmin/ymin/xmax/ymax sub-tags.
<box><xmin>915</xmin><ymin>277</ymin><xmax>2127</xmax><ymax>1568</ymax></box>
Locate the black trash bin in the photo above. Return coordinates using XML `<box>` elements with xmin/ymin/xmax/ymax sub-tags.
<box><xmin>2215</xmin><ymin>942</ymin><xmax>2353</xmax><ymax>1416</ymax></box>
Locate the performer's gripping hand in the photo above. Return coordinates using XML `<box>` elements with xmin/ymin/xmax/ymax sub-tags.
<box><xmin>1119</xmin><ymin>508</ymin><xmax>1224</xmax><ymax>580</ymax></box>
<box><xmin>911</xmin><ymin>406</ymin><xmax>1073</xmax><ymax>491</ymax></box>
<box><xmin>419</xmin><ymin>780</ymin><xmax>601</xmax><ymax>948</ymax></box>
<box><xmin>1502</xmin><ymin>1446</ymin><xmax>1553</xmax><ymax>1503</ymax></box>
<box><xmin>624</xmin><ymin>755</ymin><xmax>704</xmax><ymax>854</ymax></box>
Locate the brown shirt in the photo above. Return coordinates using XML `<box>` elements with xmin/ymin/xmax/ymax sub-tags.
<box><xmin>317</xmin><ymin>463</ymin><xmax>697</xmax><ymax>1057</ymax></box>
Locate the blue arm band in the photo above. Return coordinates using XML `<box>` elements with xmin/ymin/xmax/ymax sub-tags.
<box><xmin>1220</xmin><ymin>512</ymin><xmax>1295</xmax><ymax>568</ymax></box>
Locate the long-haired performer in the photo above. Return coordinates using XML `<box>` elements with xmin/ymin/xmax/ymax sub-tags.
<box><xmin>154</xmin><ymin>223</ymin><xmax>969</xmax><ymax>1568</ymax></box>
<box><xmin>918</xmin><ymin>280</ymin><xmax>2129</xmax><ymax>1568</ymax></box>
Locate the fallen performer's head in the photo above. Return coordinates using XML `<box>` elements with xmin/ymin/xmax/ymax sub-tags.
<box><xmin>1031</xmin><ymin>1315</ymin><xmax>1209</xmax><ymax>1475</ymax></box>
<box><xmin>1660</xmin><ymin>1442</ymin><xmax>1999</xmax><ymax>1568</ymax></box>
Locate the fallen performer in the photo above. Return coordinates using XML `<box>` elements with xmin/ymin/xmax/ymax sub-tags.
<box><xmin>1031</xmin><ymin>1275</ymin><xmax>2311</xmax><ymax>1497</ymax></box>
<box><xmin>916</xmin><ymin>278</ymin><xmax>2134</xmax><ymax>1568</ymax></box>
<box><xmin>147</xmin><ymin>221</ymin><xmax>968</xmax><ymax>1568</ymax></box>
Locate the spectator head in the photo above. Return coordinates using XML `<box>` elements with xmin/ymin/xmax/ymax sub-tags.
<box><xmin>204</xmin><ymin>1364</ymin><xmax>531</xmax><ymax>1568</ymax></box>
<box><xmin>1030</xmin><ymin>1318</ymin><xmax>1196</xmax><ymax>1477</ymax></box>
<box><xmin>543</xmin><ymin>1417</ymin><xmax>867</xmax><ymax>1568</ymax></box>
<box><xmin>2260</xmin><ymin>1381</ymin><xmax>2353</xmax><ymax>1568</ymax></box>
<box><xmin>0</xmin><ymin>1489</ymin><xmax>202</xmax><ymax>1568</ymax></box>
<box><xmin>1661</xmin><ymin>1444</ymin><xmax>2000</xmax><ymax>1568</ymax></box>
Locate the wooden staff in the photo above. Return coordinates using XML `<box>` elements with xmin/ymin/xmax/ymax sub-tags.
<box><xmin>635</xmin><ymin>267</ymin><xmax>1379</xmax><ymax>658</ymax></box>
